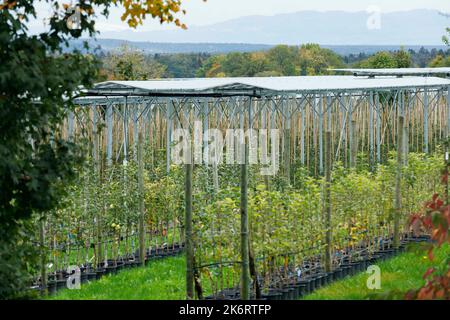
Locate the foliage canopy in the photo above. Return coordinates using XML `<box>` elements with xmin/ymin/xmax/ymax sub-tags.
<box><xmin>0</xmin><ymin>0</ymin><xmax>188</xmax><ymax>299</ymax></box>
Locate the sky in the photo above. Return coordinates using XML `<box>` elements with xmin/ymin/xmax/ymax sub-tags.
<box><xmin>29</xmin><ymin>0</ymin><xmax>450</xmax><ymax>34</ymax></box>
<box><xmin>179</xmin><ymin>0</ymin><xmax>450</xmax><ymax>26</ymax></box>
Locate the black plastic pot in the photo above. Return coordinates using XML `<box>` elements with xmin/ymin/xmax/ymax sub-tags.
<box><xmin>289</xmin><ymin>287</ymin><xmax>297</xmax><ymax>299</ymax></box>
<box><xmin>218</xmin><ymin>289</ymin><xmax>238</xmax><ymax>299</ymax></box>
<box><xmin>351</xmin><ymin>263</ymin><xmax>361</xmax><ymax>275</ymax></box>
<box><xmin>369</xmin><ymin>254</ymin><xmax>382</xmax><ymax>264</ymax></box>
<box><xmin>324</xmin><ymin>272</ymin><xmax>334</xmax><ymax>284</ymax></box>
<box><xmin>410</xmin><ymin>235</ymin><xmax>430</xmax><ymax>242</ymax></box>
<box><xmin>86</xmin><ymin>271</ymin><xmax>97</xmax><ymax>281</ymax></box>
<box><xmin>383</xmin><ymin>249</ymin><xmax>396</xmax><ymax>259</ymax></box>
<box><xmin>296</xmin><ymin>283</ymin><xmax>308</xmax><ymax>298</ymax></box>
<box><xmin>376</xmin><ymin>248</ymin><xmax>394</xmax><ymax>260</ymax></box>
<box><xmin>116</xmin><ymin>261</ymin><xmax>125</xmax><ymax>271</ymax></box>
<box><xmin>287</xmin><ymin>285</ymin><xmax>300</xmax><ymax>299</ymax></box>
<box><xmin>96</xmin><ymin>262</ymin><xmax>107</xmax><ymax>269</ymax></box>
<box><xmin>354</xmin><ymin>261</ymin><xmax>365</xmax><ymax>272</ymax></box>
<box><xmin>224</xmin><ymin>296</ymin><xmax>240</xmax><ymax>300</ymax></box>
<box><xmin>296</xmin><ymin>280</ymin><xmax>312</xmax><ymax>294</ymax></box>
<box><xmin>211</xmin><ymin>294</ymin><xmax>226</xmax><ymax>300</ymax></box>
<box><xmin>80</xmin><ymin>272</ymin><xmax>89</xmax><ymax>284</ymax></box>
<box><xmin>352</xmin><ymin>263</ymin><xmax>362</xmax><ymax>274</ymax></box>
<box><xmin>337</xmin><ymin>266</ymin><xmax>346</xmax><ymax>277</ymax></box>
<box><xmin>363</xmin><ymin>259</ymin><xmax>370</xmax><ymax>270</ymax></box>
<box><xmin>47</xmin><ymin>281</ymin><xmax>58</xmax><ymax>295</ymax></box>
<box><xmin>262</xmin><ymin>290</ymin><xmax>283</xmax><ymax>301</ymax></box>
<box><xmin>401</xmin><ymin>239</ymin><xmax>410</xmax><ymax>246</ymax></box>
<box><xmin>340</xmin><ymin>264</ymin><xmax>356</xmax><ymax>277</ymax></box>
<box><xmin>320</xmin><ymin>273</ymin><xmax>331</xmax><ymax>286</ymax></box>
<box><xmin>305</xmin><ymin>277</ymin><xmax>315</xmax><ymax>292</ymax></box>
<box><xmin>279</xmin><ymin>288</ymin><xmax>290</xmax><ymax>300</ymax></box>
<box><xmin>56</xmin><ymin>279</ymin><xmax>67</xmax><ymax>291</ymax></box>
<box><xmin>313</xmin><ymin>274</ymin><xmax>324</xmax><ymax>288</ymax></box>
<box><xmin>126</xmin><ymin>260</ymin><xmax>140</xmax><ymax>268</ymax></box>
<box><xmin>332</xmin><ymin>268</ymin><xmax>343</xmax><ymax>280</ymax></box>
<box><xmin>96</xmin><ymin>268</ymin><xmax>106</xmax><ymax>280</ymax></box>
<box><xmin>105</xmin><ymin>265</ymin><xmax>117</xmax><ymax>275</ymax></box>
<box><xmin>310</xmin><ymin>275</ymin><xmax>321</xmax><ymax>289</ymax></box>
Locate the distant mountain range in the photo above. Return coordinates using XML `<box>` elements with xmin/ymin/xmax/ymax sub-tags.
<box><xmin>94</xmin><ymin>9</ymin><xmax>449</xmax><ymax>45</ymax></box>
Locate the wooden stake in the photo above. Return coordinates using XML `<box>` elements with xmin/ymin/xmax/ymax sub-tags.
<box><xmin>185</xmin><ymin>161</ymin><xmax>194</xmax><ymax>299</ymax></box>
<box><xmin>394</xmin><ymin>115</ymin><xmax>404</xmax><ymax>248</ymax></box>
<box><xmin>39</xmin><ymin>219</ymin><xmax>47</xmax><ymax>295</ymax></box>
<box><xmin>138</xmin><ymin>131</ymin><xmax>146</xmax><ymax>266</ymax></box>
<box><xmin>240</xmin><ymin>101</ymin><xmax>250</xmax><ymax>300</ymax></box>
<box><xmin>324</xmin><ymin>131</ymin><xmax>332</xmax><ymax>272</ymax></box>
<box><xmin>350</xmin><ymin>120</ymin><xmax>357</xmax><ymax>169</ymax></box>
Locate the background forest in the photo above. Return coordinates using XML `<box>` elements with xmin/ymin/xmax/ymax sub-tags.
<box><xmin>97</xmin><ymin>44</ymin><xmax>450</xmax><ymax>80</ymax></box>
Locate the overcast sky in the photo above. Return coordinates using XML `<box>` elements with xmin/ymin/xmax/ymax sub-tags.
<box><xmin>30</xmin><ymin>0</ymin><xmax>450</xmax><ymax>34</ymax></box>
<box><xmin>180</xmin><ymin>0</ymin><xmax>450</xmax><ymax>24</ymax></box>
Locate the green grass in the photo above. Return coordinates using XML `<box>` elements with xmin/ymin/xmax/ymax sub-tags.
<box><xmin>48</xmin><ymin>231</ymin><xmax>181</xmax><ymax>274</ymax></box>
<box><xmin>48</xmin><ymin>255</ymin><xmax>186</xmax><ymax>300</ymax></box>
<box><xmin>303</xmin><ymin>244</ymin><xmax>450</xmax><ymax>300</ymax></box>
<box><xmin>47</xmin><ymin>244</ymin><xmax>449</xmax><ymax>300</ymax></box>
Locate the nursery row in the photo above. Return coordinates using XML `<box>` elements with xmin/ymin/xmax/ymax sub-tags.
<box><xmin>29</xmin><ymin>79</ymin><xmax>449</xmax><ymax>299</ymax></box>
<box><xmin>32</xmin><ymin>149</ymin><xmax>443</xmax><ymax>297</ymax></box>
<box><xmin>205</xmin><ymin>235</ymin><xmax>431</xmax><ymax>300</ymax></box>
<box><xmin>191</xmin><ymin>152</ymin><xmax>442</xmax><ymax>298</ymax></box>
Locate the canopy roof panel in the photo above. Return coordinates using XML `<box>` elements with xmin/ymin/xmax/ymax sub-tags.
<box><xmin>331</xmin><ymin>67</ymin><xmax>450</xmax><ymax>77</ymax></box>
<box><xmin>83</xmin><ymin>75</ymin><xmax>450</xmax><ymax>98</ymax></box>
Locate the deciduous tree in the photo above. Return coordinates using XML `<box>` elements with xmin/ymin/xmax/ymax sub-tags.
<box><xmin>103</xmin><ymin>44</ymin><xmax>167</xmax><ymax>80</ymax></box>
<box><xmin>0</xmin><ymin>0</ymin><xmax>188</xmax><ymax>298</ymax></box>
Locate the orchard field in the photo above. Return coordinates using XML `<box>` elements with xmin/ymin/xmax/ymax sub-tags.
<box><xmin>30</xmin><ymin>86</ymin><xmax>450</xmax><ymax>300</ymax></box>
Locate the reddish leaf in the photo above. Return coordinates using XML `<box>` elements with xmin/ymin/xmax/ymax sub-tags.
<box><xmin>441</xmin><ymin>173</ymin><xmax>448</xmax><ymax>184</ymax></box>
<box><xmin>427</xmin><ymin>248</ymin><xmax>434</xmax><ymax>261</ymax></box>
<box><xmin>423</xmin><ymin>267</ymin><xmax>435</xmax><ymax>280</ymax></box>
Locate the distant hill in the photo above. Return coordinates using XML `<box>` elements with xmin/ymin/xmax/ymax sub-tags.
<box><xmin>94</xmin><ymin>9</ymin><xmax>449</xmax><ymax>45</ymax></box>
<box><xmin>70</xmin><ymin>40</ymin><xmax>273</xmax><ymax>54</ymax></box>
<box><xmin>70</xmin><ymin>39</ymin><xmax>447</xmax><ymax>56</ymax></box>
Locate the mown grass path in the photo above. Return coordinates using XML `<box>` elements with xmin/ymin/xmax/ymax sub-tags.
<box><xmin>48</xmin><ymin>255</ymin><xmax>186</xmax><ymax>300</ymax></box>
<box><xmin>303</xmin><ymin>244</ymin><xmax>449</xmax><ymax>300</ymax></box>
<box><xmin>48</xmin><ymin>244</ymin><xmax>449</xmax><ymax>300</ymax></box>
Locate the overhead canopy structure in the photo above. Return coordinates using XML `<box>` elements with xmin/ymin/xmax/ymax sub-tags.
<box><xmin>72</xmin><ymin>74</ymin><xmax>450</xmax><ymax>174</ymax></box>
<box><xmin>331</xmin><ymin>67</ymin><xmax>450</xmax><ymax>77</ymax></box>
<box><xmin>80</xmin><ymin>75</ymin><xmax>450</xmax><ymax>99</ymax></box>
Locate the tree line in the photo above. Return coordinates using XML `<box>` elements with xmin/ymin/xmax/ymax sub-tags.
<box><xmin>98</xmin><ymin>44</ymin><xmax>450</xmax><ymax>81</ymax></box>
